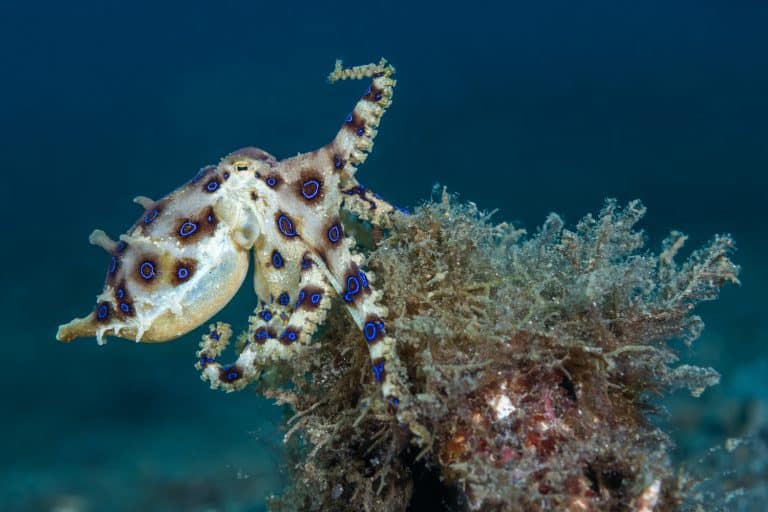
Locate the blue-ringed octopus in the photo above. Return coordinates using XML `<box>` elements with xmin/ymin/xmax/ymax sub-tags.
<box><xmin>57</xmin><ymin>60</ymin><xmax>419</xmax><ymax>434</ymax></box>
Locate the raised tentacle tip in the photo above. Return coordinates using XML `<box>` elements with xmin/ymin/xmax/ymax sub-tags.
<box><xmin>88</xmin><ymin>229</ymin><xmax>118</xmax><ymax>252</ymax></box>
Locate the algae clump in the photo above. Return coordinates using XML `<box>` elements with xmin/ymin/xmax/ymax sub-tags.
<box><xmin>262</xmin><ymin>187</ymin><xmax>739</xmax><ymax>511</ymax></box>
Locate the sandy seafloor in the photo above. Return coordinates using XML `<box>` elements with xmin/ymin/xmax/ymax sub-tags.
<box><xmin>1</xmin><ymin>1</ymin><xmax>767</xmax><ymax>510</ymax></box>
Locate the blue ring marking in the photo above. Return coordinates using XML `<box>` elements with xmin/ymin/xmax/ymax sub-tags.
<box><xmin>199</xmin><ymin>354</ymin><xmax>215</xmax><ymax>366</ymax></box>
<box><xmin>301</xmin><ymin>256</ymin><xmax>312</xmax><ymax>269</ymax></box>
<box><xmin>254</xmin><ymin>328</ymin><xmax>269</xmax><ymax>341</ymax></box>
<box><xmin>116</xmin><ymin>288</ymin><xmax>125</xmax><ymax>300</ymax></box>
<box><xmin>97</xmin><ymin>303</ymin><xmax>109</xmax><ymax>320</ymax></box>
<box><xmin>271</xmin><ymin>250</ymin><xmax>283</xmax><ymax>269</ymax></box>
<box><xmin>310</xmin><ymin>292</ymin><xmax>322</xmax><ymax>304</ymax></box>
<box><xmin>345</xmin><ymin>112</ymin><xmax>353</xmax><ymax>123</ymax></box>
<box><xmin>209</xmin><ymin>330</ymin><xmax>220</xmax><ymax>341</ymax></box>
<box><xmin>364</xmin><ymin>322</ymin><xmax>377</xmax><ymax>341</ymax></box>
<box><xmin>327</xmin><ymin>224</ymin><xmax>341</xmax><ymax>243</ymax></box>
<box><xmin>205</xmin><ymin>179</ymin><xmax>220</xmax><ymax>192</ymax></box>
<box><xmin>266</xmin><ymin>176</ymin><xmax>277</xmax><ymax>187</ymax></box>
<box><xmin>301</xmin><ymin>179</ymin><xmax>321</xmax><ymax>200</ymax></box>
<box><xmin>281</xmin><ymin>329</ymin><xmax>298</xmax><ymax>342</ymax></box>
<box><xmin>343</xmin><ymin>292</ymin><xmax>353</xmax><ymax>303</ymax></box>
<box><xmin>116</xmin><ymin>241</ymin><xmax>127</xmax><ymax>252</ymax></box>
<box><xmin>277</xmin><ymin>215</ymin><xmax>297</xmax><ymax>237</ymax></box>
<box><xmin>374</xmin><ymin>92</ymin><xmax>382</xmax><ymax>101</ymax></box>
<box><xmin>278</xmin><ymin>293</ymin><xmax>290</xmax><ymax>306</ymax></box>
<box><xmin>359</xmin><ymin>271</ymin><xmax>369</xmax><ymax>288</ymax></box>
<box><xmin>119</xmin><ymin>302</ymin><xmax>131</xmax><ymax>314</ymax></box>
<box><xmin>295</xmin><ymin>290</ymin><xmax>306</xmax><ymax>307</ymax></box>
<box><xmin>356</xmin><ymin>126</ymin><xmax>365</xmax><ymax>136</ymax></box>
<box><xmin>177</xmin><ymin>267</ymin><xmax>189</xmax><ymax>280</ymax></box>
<box><xmin>260</xmin><ymin>310</ymin><xmax>272</xmax><ymax>322</ymax></box>
<box><xmin>334</xmin><ymin>155</ymin><xmax>343</xmax><ymax>169</ymax></box>
<box><xmin>346</xmin><ymin>275</ymin><xmax>360</xmax><ymax>295</ymax></box>
<box><xmin>222</xmin><ymin>364</ymin><xmax>240</xmax><ymax>382</ymax></box>
<box><xmin>223</xmin><ymin>171</ymin><xmax>230</xmax><ymax>179</ymax></box>
<box><xmin>372</xmin><ymin>361</ymin><xmax>385</xmax><ymax>382</ymax></box>
<box><xmin>207</xmin><ymin>213</ymin><xmax>215</xmax><ymax>223</ymax></box>
<box><xmin>144</xmin><ymin>208</ymin><xmax>159</xmax><ymax>224</ymax></box>
<box><xmin>108</xmin><ymin>256</ymin><xmax>117</xmax><ymax>274</ymax></box>
<box><xmin>365</xmin><ymin>84</ymin><xmax>372</xmax><ymax>95</ymax></box>
<box><xmin>139</xmin><ymin>261</ymin><xmax>155</xmax><ymax>280</ymax></box>
<box><xmin>179</xmin><ymin>221</ymin><xmax>198</xmax><ymax>237</ymax></box>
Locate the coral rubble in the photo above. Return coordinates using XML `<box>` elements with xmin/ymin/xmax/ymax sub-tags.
<box><xmin>262</xmin><ymin>188</ymin><xmax>738</xmax><ymax>511</ymax></box>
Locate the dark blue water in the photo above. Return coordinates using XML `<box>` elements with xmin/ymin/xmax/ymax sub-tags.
<box><xmin>1</xmin><ymin>1</ymin><xmax>766</xmax><ymax>510</ymax></box>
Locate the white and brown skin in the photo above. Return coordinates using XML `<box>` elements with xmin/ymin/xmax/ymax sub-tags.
<box><xmin>57</xmin><ymin>60</ymin><xmax>419</xmax><ymax>433</ymax></box>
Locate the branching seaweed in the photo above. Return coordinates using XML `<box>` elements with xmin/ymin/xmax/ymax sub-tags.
<box><xmin>265</xmin><ymin>189</ymin><xmax>739</xmax><ymax>511</ymax></box>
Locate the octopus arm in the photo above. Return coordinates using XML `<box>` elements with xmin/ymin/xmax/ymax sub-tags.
<box><xmin>322</xmin><ymin>59</ymin><xmax>396</xmax><ymax>179</ymax></box>
<box><xmin>196</xmin><ymin>260</ymin><xmax>334</xmax><ymax>391</ymax></box>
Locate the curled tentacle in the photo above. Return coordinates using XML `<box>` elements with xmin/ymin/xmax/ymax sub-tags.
<box><xmin>326</xmin><ymin>59</ymin><xmax>396</xmax><ymax>176</ymax></box>
<box><xmin>196</xmin><ymin>264</ymin><xmax>335</xmax><ymax>392</ymax></box>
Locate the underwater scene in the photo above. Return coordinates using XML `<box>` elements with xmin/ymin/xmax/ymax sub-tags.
<box><xmin>1</xmin><ymin>1</ymin><xmax>767</xmax><ymax>511</ymax></box>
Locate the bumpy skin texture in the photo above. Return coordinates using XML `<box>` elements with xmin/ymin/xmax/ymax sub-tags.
<box><xmin>57</xmin><ymin>59</ymin><xmax>410</xmax><ymax>415</ymax></box>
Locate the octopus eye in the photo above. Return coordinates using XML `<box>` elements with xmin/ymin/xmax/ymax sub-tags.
<box><xmin>234</xmin><ymin>160</ymin><xmax>248</xmax><ymax>171</ymax></box>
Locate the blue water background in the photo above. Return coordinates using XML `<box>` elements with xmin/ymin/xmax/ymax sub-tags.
<box><xmin>1</xmin><ymin>1</ymin><xmax>766</xmax><ymax>510</ymax></box>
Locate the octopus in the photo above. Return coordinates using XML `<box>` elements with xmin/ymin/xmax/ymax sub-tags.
<box><xmin>56</xmin><ymin>59</ymin><xmax>414</xmax><ymax>426</ymax></box>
